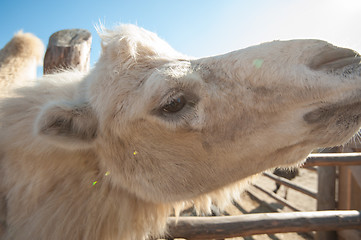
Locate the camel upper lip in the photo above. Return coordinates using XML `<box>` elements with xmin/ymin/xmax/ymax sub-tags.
<box><xmin>310</xmin><ymin>47</ymin><xmax>361</xmax><ymax>70</ymax></box>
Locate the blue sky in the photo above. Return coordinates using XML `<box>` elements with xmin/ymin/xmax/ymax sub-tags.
<box><xmin>1</xmin><ymin>0</ymin><xmax>361</xmax><ymax>75</ymax></box>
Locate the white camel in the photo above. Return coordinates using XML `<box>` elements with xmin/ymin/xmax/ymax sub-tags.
<box><xmin>0</xmin><ymin>24</ymin><xmax>360</xmax><ymax>240</ymax></box>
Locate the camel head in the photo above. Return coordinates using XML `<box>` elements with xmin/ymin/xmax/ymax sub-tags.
<box><xmin>36</xmin><ymin>25</ymin><xmax>361</xmax><ymax>203</ymax></box>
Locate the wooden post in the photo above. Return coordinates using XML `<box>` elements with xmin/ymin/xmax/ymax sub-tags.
<box><xmin>338</xmin><ymin>166</ymin><xmax>361</xmax><ymax>240</ymax></box>
<box><xmin>43</xmin><ymin>29</ymin><xmax>92</xmax><ymax>74</ymax></box>
<box><xmin>339</xmin><ymin>166</ymin><xmax>352</xmax><ymax>210</ymax></box>
<box><xmin>314</xmin><ymin>147</ymin><xmax>339</xmax><ymax>240</ymax></box>
<box><xmin>316</xmin><ymin>166</ymin><xmax>337</xmax><ymax>240</ymax></box>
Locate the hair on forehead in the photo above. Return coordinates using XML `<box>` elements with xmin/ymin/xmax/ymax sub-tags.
<box><xmin>96</xmin><ymin>24</ymin><xmax>186</xmax><ymax>62</ymax></box>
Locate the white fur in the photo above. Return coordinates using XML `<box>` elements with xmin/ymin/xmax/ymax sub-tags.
<box><xmin>0</xmin><ymin>24</ymin><xmax>360</xmax><ymax>239</ymax></box>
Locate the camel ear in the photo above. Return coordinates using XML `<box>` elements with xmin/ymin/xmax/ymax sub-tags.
<box><xmin>35</xmin><ymin>101</ymin><xmax>98</xmax><ymax>149</ymax></box>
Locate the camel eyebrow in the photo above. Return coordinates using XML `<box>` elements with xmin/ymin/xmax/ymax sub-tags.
<box><xmin>159</xmin><ymin>88</ymin><xmax>185</xmax><ymax>105</ymax></box>
<box><xmin>161</xmin><ymin>88</ymin><xmax>199</xmax><ymax>105</ymax></box>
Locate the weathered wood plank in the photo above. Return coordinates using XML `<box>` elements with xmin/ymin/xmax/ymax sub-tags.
<box><xmin>44</xmin><ymin>29</ymin><xmax>91</xmax><ymax>74</ymax></box>
<box><xmin>304</xmin><ymin>153</ymin><xmax>361</xmax><ymax>167</ymax></box>
<box><xmin>339</xmin><ymin>166</ymin><xmax>352</xmax><ymax>210</ymax></box>
<box><xmin>317</xmin><ymin>166</ymin><xmax>337</xmax><ymax>211</ymax></box>
<box><xmin>338</xmin><ymin>166</ymin><xmax>361</xmax><ymax>239</ymax></box>
<box><xmin>316</xmin><ymin>166</ymin><xmax>337</xmax><ymax>240</ymax></box>
<box><xmin>166</xmin><ymin>210</ymin><xmax>361</xmax><ymax>239</ymax></box>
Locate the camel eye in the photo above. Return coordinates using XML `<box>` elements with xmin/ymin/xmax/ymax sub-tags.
<box><xmin>162</xmin><ymin>95</ymin><xmax>187</xmax><ymax>113</ymax></box>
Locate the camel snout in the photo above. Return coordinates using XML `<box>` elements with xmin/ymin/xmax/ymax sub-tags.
<box><xmin>309</xmin><ymin>45</ymin><xmax>360</xmax><ymax>71</ymax></box>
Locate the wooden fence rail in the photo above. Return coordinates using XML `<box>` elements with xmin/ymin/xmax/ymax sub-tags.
<box><xmin>166</xmin><ymin>210</ymin><xmax>361</xmax><ymax>239</ymax></box>
<box><xmin>304</xmin><ymin>153</ymin><xmax>361</xmax><ymax>167</ymax></box>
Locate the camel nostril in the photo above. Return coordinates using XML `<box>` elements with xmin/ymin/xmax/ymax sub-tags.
<box><xmin>309</xmin><ymin>46</ymin><xmax>360</xmax><ymax>71</ymax></box>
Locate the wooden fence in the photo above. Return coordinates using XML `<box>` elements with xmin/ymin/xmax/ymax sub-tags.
<box><xmin>44</xmin><ymin>29</ymin><xmax>361</xmax><ymax>240</ymax></box>
<box><xmin>166</xmin><ymin>210</ymin><xmax>361</xmax><ymax>239</ymax></box>
<box><xmin>166</xmin><ymin>153</ymin><xmax>361</xmax><ymax>240</ymax></box>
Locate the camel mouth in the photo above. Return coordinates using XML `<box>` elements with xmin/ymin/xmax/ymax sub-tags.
<box><xmin>303</xmin><ymin>101</ymin><xmax>361</xmax><ymax>125</ymax></box>
<box><xmin>309</xmin><ymin>47</ymin><xmax>361</xmax><ymax>71</ymax></box>
<box><xmin>303</xmin><ymin>100</ymin><xmax>361</xmax><ymax>144</ymax></box>
<box><xmin>302</xmin><ymin>100</ymin><xmax>361</xmax><ymax>148</ymax></box>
